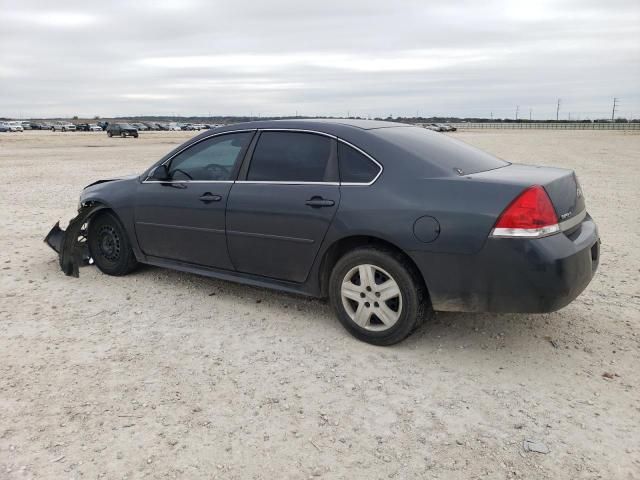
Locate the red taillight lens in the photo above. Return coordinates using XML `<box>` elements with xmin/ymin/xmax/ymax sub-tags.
<box><xmin>492</xmin><ymin>185</ymin><xmax>559</xmax><ymax>237</ymax></box>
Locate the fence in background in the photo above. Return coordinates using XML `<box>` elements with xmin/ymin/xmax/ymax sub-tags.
<box><xmin>450</xmin><ymin>122</ymin><xmax>640</xmax><ymax>130</ymax></box>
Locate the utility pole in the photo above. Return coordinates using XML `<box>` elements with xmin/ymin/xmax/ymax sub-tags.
<box><xmin>515</xmin><ymin>105</ymin><xmax>519</xmax><ymax>121</ymax></box>
<box><xmin>556</xmin><ymin>98</ymin><xmax>561</xmax><ymax>121</ymax></box>
<box><xmin>529</xmin><ymin>108</ymin><xmax>532</xmax><ymax>121</ymax></box>
<box><xmin>611</xmin><ymin>97</ymin><xmax>618</xmax><ymax>122</ymax></box>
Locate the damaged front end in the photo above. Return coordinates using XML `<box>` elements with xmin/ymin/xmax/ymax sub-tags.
<box><xmin>44</xmin><ymin>204</ymin><xmax>107</xmax><ymax>277</ymax></box>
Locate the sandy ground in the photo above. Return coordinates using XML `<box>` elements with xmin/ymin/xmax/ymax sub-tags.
<box><xmin>0</xmin><ymin>129</ymin><xmax>639</xmax><ymax>480</ymax></box>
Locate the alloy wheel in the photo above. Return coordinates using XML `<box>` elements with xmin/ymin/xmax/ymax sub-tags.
<box><xmin>341</xmin><ymin>264</ymin><xmax>403</xmax><ymax>331</ymax></box>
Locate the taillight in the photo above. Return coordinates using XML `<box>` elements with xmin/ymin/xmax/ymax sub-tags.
<box><xmin>491</xmin><ymin>185</ymin><xmax>560</xmax><ymax>238</ymax></box>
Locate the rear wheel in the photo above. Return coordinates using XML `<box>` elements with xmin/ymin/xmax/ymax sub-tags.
<box><xmin>88</xmin><ymin>212</ymin><xmax>137</xmax><ymax>276</ymax></box>
<box><xmin>107</xmin><ymin>131</ymin><xmax>112</xmax><ymax>137</ymax></box>
<box><xmin>121</xmin><ymin>131</ymin><xmax>127</xmax><ymax>138</ymax></box>
<box><xmin>329</xmin><ymin>247</ymin><xmax>429</xmax><ymax>345</ymax></box>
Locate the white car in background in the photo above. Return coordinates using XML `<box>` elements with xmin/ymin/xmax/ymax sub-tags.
<box><xmin>167</xmin><ymin>123</ymin><xmax>182</xmax><ymax>131</ymax></box>
<box><xmin>51</xmin><ymin>121</ymin><xmax>77</xmax><ymax>132</ymax></box>
<box><xmin>7</xmin><ymin>121</ymin><xmax>24</xmax><ymax>132</ymax></box>
<box><xmin>89</xmin><ymin>124</ymin><xmax>103</xmax><ymax>132</ymax></box>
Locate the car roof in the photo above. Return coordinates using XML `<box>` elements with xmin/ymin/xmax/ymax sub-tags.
<box><xmin>214</xmin><ymin>118</ymin><xmax>412</xmax><ymax>135</ymax></box>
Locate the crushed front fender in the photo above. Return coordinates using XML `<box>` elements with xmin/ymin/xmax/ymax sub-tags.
<box><xmin>44</xmin><ymin>204</ymin><xmax>108</xmax><ymax>277</ymax></box>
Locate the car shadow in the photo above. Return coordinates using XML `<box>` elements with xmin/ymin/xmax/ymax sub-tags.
<box><xmin>131</xmin><ymin>264</ymin><xmax>566</xmax><ymax>358</ymax></box>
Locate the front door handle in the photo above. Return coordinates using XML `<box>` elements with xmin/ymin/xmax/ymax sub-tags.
<box><xmin>199</xmin><ymin>193</ymin><xmax>222</xmax><ymax>203</ymax></box>
<box><xmin>305</xmin><ymin>197</ymin><xmax>335</xmax><ymax>208</ymax></box>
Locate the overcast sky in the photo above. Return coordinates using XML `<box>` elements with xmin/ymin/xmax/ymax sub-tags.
<box><xmin>1</xmin><ymin>0</ymin><xmax>638</xmax><ymax>119</ymax></box>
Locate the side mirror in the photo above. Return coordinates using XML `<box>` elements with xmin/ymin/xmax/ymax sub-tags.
<box><xmin>149</xmin><ymin>164</ymin><xmax>170</xmax><ymax>181</ymax></box>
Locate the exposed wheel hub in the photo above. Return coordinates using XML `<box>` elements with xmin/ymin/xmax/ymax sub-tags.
<box><xmin>97</xmin><ymin>225</ymin><xmax>120</xmax><ymax>261</ymax></box>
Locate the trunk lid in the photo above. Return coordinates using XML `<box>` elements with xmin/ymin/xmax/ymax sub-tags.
<box><xmin>469</xmin><ymin>164</ymin><xmax>585</xmax><ymax>223</ymax></box>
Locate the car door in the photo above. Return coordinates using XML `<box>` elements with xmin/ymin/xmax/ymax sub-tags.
<box><xmin>134</xmin><ymin>131</ymin><xmax>255</xmax><ymax>268</ymax></box>
<box><xmin>226</xmin><ymin>130</ymin><xmax>340</xmax><ymax>283</ymax></box>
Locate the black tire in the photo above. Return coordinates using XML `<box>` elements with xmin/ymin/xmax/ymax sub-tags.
<box><xmin>134</xmin><ymin>133</ymin><xmax>139</xmax><ymax>138</ymax></box>
<box><xmin>329</xmin><ymin>247</ymin><xmax>430</xmax><ymax>345</ymax></box>
<box><xmin>88</xmin><ymin>211</ymin><xmax>138</xmax><ymax>276</ymax></box>
<box><xmin>107</xmin><ymin>131</ymin><xmax>112</xmax><ymax>137</ymax></box>
<box><xmin>121</xmin><ymin>132</ymin><xmax>127</xmax><ymax>138</ymax></box>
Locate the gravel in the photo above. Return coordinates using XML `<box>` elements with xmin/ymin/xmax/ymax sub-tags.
<box><xmin>1</xmin><ymin>129</ymin><xmax>638</xmax><ymax>478</ymax></box>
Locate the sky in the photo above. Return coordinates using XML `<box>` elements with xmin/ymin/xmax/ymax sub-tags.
<box><xmin>1</xmin><ymin>0</ymin><xmax>638</xmax><ymax>119</ymax></box>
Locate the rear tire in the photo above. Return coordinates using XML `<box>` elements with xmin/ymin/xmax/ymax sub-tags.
<box><xmin>329</xmin><ymin>247</ymin><xmax>430</xmax><ymax>345</ymax></box>
<box><xmin>107</xmin><ymin>131</ymin><xmax>112</xmax><ymax>137</ymax></box>
<box><xmin>88</xmin><ymin>212</ymin><xmax>138</xmax><ymax>276</ymax></box>
<box><xmin>121</xmin><ymin>132</ymin><xmax>126</xmax><ymax>138</ymax></box>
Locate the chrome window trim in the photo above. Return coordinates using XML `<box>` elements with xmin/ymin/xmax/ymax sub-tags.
<box><xmin>235</xmin><ymin>181</ymin><xmax>340</xmax><ymax>186</ymax></box>
<box><xmin>336</xmin><ymin>138</ymin><xmax>383</xmax><ymax>186</ymax></box>
<box><xmin>142</xmin><ymin>129</ymin><xmax>256</xmax><ymax>183</ymax></box>
<box><xmin>143</xmin><ymin>180</ymin><xmax>235</xmax><ymax>184</ymax></box>
<box><xmin>141</xmin><ymin>128</ymin><xmax>384</xmax><ymax>187</ymax></box>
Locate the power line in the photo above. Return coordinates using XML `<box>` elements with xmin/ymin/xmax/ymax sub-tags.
<box><xmin>612</xmin><ymin>98</ymin><xmax>619</xmax><ymax>122</ymax></box>
<box><xmin>556</xmin><ymin>98</ymin><xmax>561</xmax><ymax>121</ymax></box>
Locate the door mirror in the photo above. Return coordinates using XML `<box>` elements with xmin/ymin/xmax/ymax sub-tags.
<box><xmin>149</xmin><ymin>164</ymin><xmax>170</xmax><ymax>181</ymax></box>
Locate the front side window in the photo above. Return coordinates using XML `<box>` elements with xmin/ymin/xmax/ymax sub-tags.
<box><xmin>247</xmin><ymin>132</ymin><xmax>332</xmax><ymax>182</ymax></box>
<box><xmin>168</xmin><ymin>132</ymin><xmax>253</xmax><ymax>181</ymax></box>
<box><xmin>338</xmin><ymin>142</ymin><xmax>380</xmax><ymax>184</ymax></box>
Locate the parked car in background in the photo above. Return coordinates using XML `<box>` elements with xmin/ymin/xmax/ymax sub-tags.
<box><xmin>51</xmin><ymin>121</ymin><xmax>76</xmax><ymax>132</ymax></box>
<box><xmin>20</xmin><ymin>121</ymin><xmax>32</xmax><ymax>130</ymax></box>
<box><xmin>75</xmin><ymin>123</ymin><xmax>91</xmax><ymax>131</ymax></box>
<box><xmin>30</xmin><ymin>121</ymin><xmax>49</xmax><ymax>130</ymax></box>
<box><xmin>88</xmin><ymin>124</ymin><xmax>102</xmax><ymax>132</ymax></box>
<box><xmin>191</xmin><ymin>124</ymin><xmax>207</xmax><ymax>130</ymax></box>
<box><xmin>143</xmin><ymin>122</ymin><xmax>160</xmax><ymax>131</ymax></box>
<box><xmin>97</xmin><ymin>122</ymin><xmax>109</xmax><ymax>130</ymax></box>
<box><xmin>168</xmin><ymin>123</ymin><xmax>182</xmax><ymax>131</ymax></box>
<box><xmin>435</xmin><ymin>123</ymin><xmax>457</xmax><ymax>132</ymax></box>
<box><xmin>7</xmin><ymin>121</ymin><xmax>24</xmax><ymax>132</ymax></box>
<box><xmin>45</xmin><ymin>119</ymin><xmax>600</xmax><ymax>345</ymax></box>
<box><xmin>132</xmin><ymin>123</ymin><xmax>149</xmax><ymax>131</ymax></box>
<box><xmin>107</xmin><ymin>123</ymin><xmax>139</xmax><ymax>138</ymax></box>
<box><xmin>0</xmin><ymin>122</ymin><xmax>10</xmax><ymax>132</ymax></box>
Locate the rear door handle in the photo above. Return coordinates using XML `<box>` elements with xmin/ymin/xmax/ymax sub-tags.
<box><xmin>305</xmin><ymin>197</ymin><xmax>335</xmax><ymax>208</ymax></box>
<box><xmin>199</xmin><ymin>193</ymin><xmax>222</xmax><ymax>203</ymax></box>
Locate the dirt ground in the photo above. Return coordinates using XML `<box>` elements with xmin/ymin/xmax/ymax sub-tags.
<box><xmin>1</xmin><ymin>129</ymin><xmax>638</xmax><ymax>480</ymax></box>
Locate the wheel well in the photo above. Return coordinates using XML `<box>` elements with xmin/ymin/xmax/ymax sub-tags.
<box><xmin>318</xmin><ymin>235</ymin><xmax>428</xmax><ymax>298</ymax></box>
<box><xmin>81</xmin><ymin>203</ymin><xmax>119</xmax><ymax>229</ymax></box>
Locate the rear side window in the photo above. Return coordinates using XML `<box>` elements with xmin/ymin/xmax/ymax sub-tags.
<box><xmin>338</xmin><ymin>142</ymin><xmax>380</xmax><ymax>184</ymax></box>
<box><xmin>248</xmin><ymin>132</ymin><xmax>332</xmax><ymax>182</ymax></box>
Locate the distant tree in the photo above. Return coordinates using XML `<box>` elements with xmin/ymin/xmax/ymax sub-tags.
<box><xmin>72</xmin><ymin>115</ymin><xmax>78</xmax><ymax>120</ymax></box>
<box><xmin>94</xmin><ymin>115</ymin><xmax>100</xmax><ymax>120</ymax></box>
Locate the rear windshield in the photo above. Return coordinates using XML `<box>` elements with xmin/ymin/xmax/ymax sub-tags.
<box><xmin>374</xmin><ymin>126</ymin><xmax>509</xmax><ymax>176</ymax></box>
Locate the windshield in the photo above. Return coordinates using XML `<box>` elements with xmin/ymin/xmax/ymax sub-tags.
<box><xmin>373</xmin><ymin>126</ymin><xmax>509</xmax><ymax>176</ymax></box>
<box><xmin>119</xmin><ymin>124</ymin><xmax>135</xmax><ymax>129</ymax></box>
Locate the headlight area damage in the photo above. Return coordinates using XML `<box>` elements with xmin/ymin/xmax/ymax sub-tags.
<box><xmin>44</xmin><ymin>204</ymin><xmax>108</xmax><ymax>277</ymax></box>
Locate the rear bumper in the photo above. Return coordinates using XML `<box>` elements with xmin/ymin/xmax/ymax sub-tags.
<box><xmin>413</xmin><ymin>214</ymin><xmax>600</xmax><ymax>313</ymax></box>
